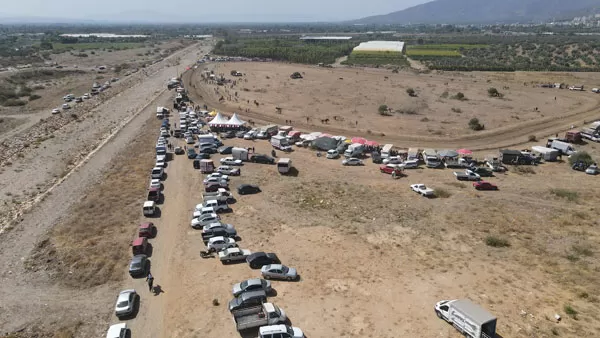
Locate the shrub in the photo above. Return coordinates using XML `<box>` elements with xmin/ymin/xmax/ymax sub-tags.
<box><xmin>568</xmin><ymin>151</ymin><xmax>594</xmax><ymax>166</ymax></box>
<box><xmin>440</xmin><ymin>91</ymin><xmax>449</xmax><ymax>98</ymax></box>
<box><xmin>485</xmin><ymin>236</ymin><xmax>510</xmax><ymax>248</ymax></box>
<box><xmin>468</xmin><ymin>118</ymin><xmax>484</xmax><ymax>131</ymax></box>
<box><xmin>528</xmin><ymin>135</ymin><xmax>537</xmax><ymax>142</ymax></box>
<box><xmin>3</xmin><ymin>99</ymin><xmax>27</xmax><ymax>106</ymax></box>
<box><xmin>564</xmin><ymin>305</ymin><xmax>578</xmax><ymax>319</ymax></box>
<box><xmin>550</xmin><ymin>188</ymin><xmax>579</xmax><ymax>202</ymax></box>
<box><xmin>434</xmin><ymin>188</ymin><xmax>451</xmax><ymax>198</ymax></box>
<box><xmin>397</xmin><ymin>107</ymin><xmax>418</xmax><ymax>115</ymax></box>
<box><xmin>488</xmin><ymin>87</ymin><xmax>503</xmax><ymax>97</ymax></box>
<box><xmin>513</xmin><ymin>166</ymin><xmax>536</xmax><ymax>175</ymax></box>
<box><xmin>451</xmin><ymin>107</ymin><xmax>462</xmax><ymax>113</ymax></box>
<box><xmin>378</xmin><ymin>104</ymin><xmax>389</xmax><ymax>115</ymax></box>
<box><xmin>33</xmin><ymin>84</ymin><xmax>45</xmax><ymax>90</ymax></box>
<box><xmin>29</xmin><ymin>94</ymin><xmax>41</xmax><ymax>101</ymax></box>
<box><xmin>452</xmin><ymin>92</ymin><xmax>467</xmax><ymax>101</ymax></box>
<box><xmin>406</xmin><ymin>88</ymin><xmax>416</xmax><ymax>97</ymax></box>
<box><xmin>70</xmin><ymin>113</ymin><xmax>78</xmax><ymax>119</ymax></box>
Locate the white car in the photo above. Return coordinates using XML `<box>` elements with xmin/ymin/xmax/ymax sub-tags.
<box><xmin>383</xmin><ymin>156</ymin><xmax>402</xmax><ymax>164</ymax></box>
<box><xmin>217</xmin><ymin>165</ymin><xmax>240</xmax><ymax>176</ymax></box>
<box><xmin>186</xmin><ymin>136</ymin><xmax>195</xmax><ymax>144</ymax></box>
<box><xmin>203</xmin><ymin>222</ymin><xmax>235</xmax><ymax>232</ymax></box>
<box><xmin>191</xmin><ymin>213</ymin><xmax>221</xmax><ymax>229</ymax></box>
<box><xmin>342</xmin><ymin>158</ymin><xmax>363</xmax><ymax>166</ymax></box>
<box><xmin>114</xmin><ymin>289</ymin><xmax>137</xmax><ymax>318</ymax></box>
<box><xmin>149</xmin><ymin>179</ymin><xmax>161</xmax><ymax>189</ymax></box>
<box><xmin>106</xmin><ymin>323</ymin><xmax>128</xmax><ymax>338</ymax></box>
<box><xmin>586</xmin><ymin>164</ymin><xmax>599</xmax><ymax>175</ymax></box>
<box><xmin>203</xmin><ymin>177</ymin><xmax>228</xmax><ymax>186</ymax></box>
<box><xmin>207</xmin><ymin>236</ymin><xmax>237</xmax><ymax>251</ymax></box>
<box><xmin>326</xmin><ymin>149</ymin><xmax>339</xmax><ymax>159</ymax></box>
<box><xmin>82</xmin><ymin>93</ymin><xmax>90</xmax><ymax>99</ymax></box>
<box><xmin>156</xmin><ymin>154</ymin><xmax>166</xmax><ymax>162</ymax></box>
<box><xmin>259</xmin><ymin>325</ymin><xmax>304</xmax><ymax>338</ymax></box>
<box><xmin>401</xmin><ymin>159</ymin><xmax>420</xmax><ymax>169</ymax></box>
<box><xmin>410</xmin><ymin>184</ymin><xmax>435</xmax><ymax>197</ymax></box>
<box><xmin>193</xmin><ymin>207</ymin><xmax>216</xmax><ymax>218</ymax></box>
<box><xmin>51</xmin><ymin>108</ymin><xmax>61</xmax><ymax>114</ymax></box>
<box><xmin>62</xmin><ymin>103</ymin><xmax>71</xmax><ymax>110</ymax></box>
<box><xmin>155</xmin><ymin>160</ymin><xmax>166</xmax><ymax>168</ymax></box>
<box><xmin>219</xmin><ymin>247</ymin><xmax>252</xmax><ymax>263</ymax></box>
<box><xmin>220</xmin><ymin>157</ymin><xmax>243</xmax><ymax>166</ymax></box>
<box><xmin>207</xmin><ymin>172</ymin><xmax>229</xmax><ymax>181</ymax></box>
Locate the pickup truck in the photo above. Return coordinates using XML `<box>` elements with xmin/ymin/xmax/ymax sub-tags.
<box><xmin>466</xmin><ymin>167</ymin><xmax>493</xmax><ymax>177</ymax></box>
<box><xmin>203</xmin><ymin>200</ymin><xmax>231</xmax><ymax>213</ymax></box>
<box><xmin>219</xmin><ymin>247</ymin><xmax>252</xmax><ymax>263</ymax></box>
<box><xmin>202</xmin><ymin>189</ymin><xmax>234</xmax><ymax>203</ymax></box>
<box><xmin>232</xmin><ymin>303</ymin><xmax>288</xmax><ymax>332</ymax></box>
<box><xmin>410</xmin><ymin>184</ymin><xmax>435</xmax><ymax>197</ymax></box>
<box><xmin>453</xmin><ymin>171</ymin><xmax>481</xmax><ymax>181</ymax></box>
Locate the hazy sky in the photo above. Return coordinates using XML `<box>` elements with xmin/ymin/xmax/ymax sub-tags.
<box><xmin>1</xmin><ymin>0</ymin><xmax>431</xmax><ymax>22</ymax></box>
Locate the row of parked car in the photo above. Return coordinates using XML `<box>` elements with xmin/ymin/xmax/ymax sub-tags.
<box><xmin>186</xmin><ymin>130</ymin><xmax>305</xmax><ymax>337</ymax></box>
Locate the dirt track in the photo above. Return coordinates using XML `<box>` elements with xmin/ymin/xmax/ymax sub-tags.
<box><xmin>184</xmin><ymin>63</ymin><xmax>600</xmax><ymax>152</ymax></box>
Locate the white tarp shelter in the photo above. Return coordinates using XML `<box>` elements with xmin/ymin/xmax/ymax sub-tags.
<box><xmin>227</xmin><ymin>113</ymin><xmax>246</xmax><ymax>126</ymax></box>
<box><xmin>208</xmin><ymin>112</ymin><xmax>229</xmax><ymax>126</ymax></box>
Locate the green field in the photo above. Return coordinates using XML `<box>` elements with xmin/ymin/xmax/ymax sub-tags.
<box><xmin>49</xmin><ymin>42</ymin><xmax>146</xmax><ymax>51</ymax></box>
<box><xmin>407</xmin><ymin>44</ymin><xmax>489</xmax><ymax>50</ymax></box>
<box><xmin>406</xmin><ymin>49</ymin><xmax>462</xmax><ymax>57</ymax></box>
<box><xmin>346</xmin><ymin>50</ymin><xmax>409</xmax><ymax>66</ymax></box>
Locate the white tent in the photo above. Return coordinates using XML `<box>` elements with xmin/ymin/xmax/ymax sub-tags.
<box><xmin>208</xmin><ymin>112</ymin><xmax>229</xmax><ymax>126</ymax></box>
<box><xmin>227</xmin><ymin>113</ymin><xmax>246</xmax><ymax>126</ymax></box>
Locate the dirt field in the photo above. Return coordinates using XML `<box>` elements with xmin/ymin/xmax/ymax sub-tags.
<box><xmin>187</xmin><ymin>62</ymin><xmax>600</xmax><ymax>151</ymax></box>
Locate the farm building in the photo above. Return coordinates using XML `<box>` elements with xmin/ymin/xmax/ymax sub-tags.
<box><xmin>353</xmin><ymin>41</ymin><xmax>406</xmax><ymax>54</ymax></box>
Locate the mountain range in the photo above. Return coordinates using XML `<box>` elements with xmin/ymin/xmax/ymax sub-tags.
<box><xmin>355</xmin><ymin>0</ymin><xmax>600</xmax><ymax>25</ymax></box>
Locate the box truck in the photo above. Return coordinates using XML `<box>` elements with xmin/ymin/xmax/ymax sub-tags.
<box><xmin>380</xmin><ymin>144</ymin><xmax>393</xmax><ymax>159</ymax></box>
<box><xmin>548</xmin><ymin>140</ymin><xmax>576</xmax><ymax>155</ymax></box>
<box><xmin>435</xmin><ymin>299</ymin><xmax>496</xmax><ymax>338</ymax></box>
<box><xmin>270</xmin><ymin>135</ymin><xmax>292</xmax><ymax>151</ymax></box>
<box><xmin>231</xmin><ymin>147</ymin><xmax>249</xmax><ymax>161</ymax></box>
<box><xmin>344</xmin><ymin>143</ymin><xmax>365</xmax><ymax>158</ymax></box>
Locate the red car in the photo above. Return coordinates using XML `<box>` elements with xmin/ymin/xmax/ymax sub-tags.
<box><xmin>473</xmin><ymin>181</ymin><xmax>498</xmax><ymax>190</ymax></box>
<box><xmin>379</xmin><ymin>164</ymin><xmax>402</xmax><ymax>175</ymax></box>
<box><xmin>138</xmin><ymin>222</ymin><xmax>157</xmax><ymax>238</ymax></box>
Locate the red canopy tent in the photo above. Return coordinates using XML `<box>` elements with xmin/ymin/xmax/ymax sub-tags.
<box><xmin>365</xmin><ymin>140</ymin><xmax>379</xmax><ymax>147</ymax></box>
<box><xmin>351</xmin><ymin>137</ymin><xmax>367</xmax><ymax>144</ymax></box>
<box><xmin>457</xmin><ymin>148</ymin><xmax>473</xmax><ymax>156</ymax></box>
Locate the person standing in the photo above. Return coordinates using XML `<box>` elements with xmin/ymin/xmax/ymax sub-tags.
<box><xmin>146</xmin><ymin>273</ymin><xmax>154</xmax><ymax>292</ymax></box>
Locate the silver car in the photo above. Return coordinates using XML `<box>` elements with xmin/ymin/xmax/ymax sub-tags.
<box><xmin>261</xmin><ymin>264</ymin><xmax>298</xmax><ymax>281</ymax></box>
<box><xmin>114</xmin><ymin>289</ymin><xmax>137</xmax><ymax>318</ymax></box>
<box><xmin>342</xmin><ymin>158</ymin><xmax>363</xmax><ymax>166</ymax></box>
<box><xmin>232</xmin><ymin>278</ymin><xmax>272</xmax><ymax>297</ymax></box>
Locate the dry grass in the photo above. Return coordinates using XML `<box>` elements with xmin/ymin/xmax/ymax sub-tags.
<box><xmin>26</xmin><ymin>118</ymin><xmax>158</xmax><ymax>288</ymax></box>
<box><xmin>0</xmin><ymin>322</ymin><xmax>80</xmax><ymax>338</ymax></box>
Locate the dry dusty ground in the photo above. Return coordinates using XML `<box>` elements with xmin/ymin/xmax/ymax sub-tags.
<box><xmin>188</xmin><ymin>62</ymin><xmax>600</xmax><ymax>150</ymax></box>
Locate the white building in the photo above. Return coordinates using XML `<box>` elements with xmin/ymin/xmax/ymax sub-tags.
<box><xmin>352</xmin><ymin>41</ymin><xmax>405</xmax><ymax>54</ymax></box>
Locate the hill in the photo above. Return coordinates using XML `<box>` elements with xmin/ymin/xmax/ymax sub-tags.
<box><xmin>355</xmin><ymin>0</ymin><xmax>600</xmax><ymax>25</ymax></box>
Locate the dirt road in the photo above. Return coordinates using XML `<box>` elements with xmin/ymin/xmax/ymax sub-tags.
<box><xmin>184</xmin><ymin>63</ymin><xmax>600</xmax><ymax>152</ymax></box>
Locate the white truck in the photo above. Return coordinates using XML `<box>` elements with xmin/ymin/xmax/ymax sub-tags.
<box><xmin>444</xmin><ymin>157</ymin><xmax>470</xmax><ymax>168</ymax></box>
<box><xmin>549</xmin><ymin>140</ymin><xmax>576</xmax><ymax>155</ymax></box>
<box><xmin>270</xmin><ymin>135</ymin><xmax>292</xmax><ymax>151</ymax></box>
<box><xmin>203</xmin><ymin>199</ymin><xmax>231</xmax><ymax>213</ymax></box>
<box><xmin>380</xmin><ymin>144</ymin><xmax>394</xmax><ymax>159</ymax></box>
<box><xmin>232</xmin><ymin>147</ymin><xmax>250</xmax><ymax>161</ymax></box>
<box><xmin>232</xmin><ymin>303</ymin><xmax>288</xmax><ymax>332</ymax></box>
<box><xmin>454</xmin><ymin>171</ymin><xmax>481</xmax><ymax>181</ymax></box>
<box><xmin>344</xmin><ymin>143</ymin><xmax>365</xmax><ymax>158</ymax></box>
<box><xmin>202</xmin><ymin>188</ymin><xmax>234</xmax><ymax>203</ymax></box>
<box><xmin>422</xmin><ymin>149</ymin><xmax>442</xmax><ymax>168</ymax></box>
<box><xmin>277</xmin><ymin>158</ymin><xmax>292</xmax><ymax>174</ymax></box>
<box><xmin>435</xmin><ymin>299</ymin><xmax>497</xmax><ymax>338</ymax></box>
<box><xmin>410</xmin><ymin>184</ymin><xmax>435</xmax><ymax>197</ymax></box>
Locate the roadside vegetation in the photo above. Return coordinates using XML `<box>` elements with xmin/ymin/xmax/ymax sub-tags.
<box><xmin>345</xmin><ymin>51</ymin><xmax>409</xmax><ymax>66</ymax></box>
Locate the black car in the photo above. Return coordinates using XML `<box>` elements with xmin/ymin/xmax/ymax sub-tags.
<box><xmin>128</xmin><ymin>254</ymin><xmax>150</xmax><ymax>277</ymax></box>
<box><xmin>195</xmin><ymin>153</ymin><xmax>211</xmax><ymax>159</ymax></box>
<box><xmin>468</xmin><ymin>167</ymin><xmax>494</xmax><ymax>177</ymax></box>
<box><xmin>187</xmin><ymin>149</ymin><xmax>197</xmax><ymax>159</ymax></box>
<box><xmin>250</xmin><ymin>154</ymin><xmax>275</xmax><ymax>164</ymax></box>
<box><xmin>235</xmin><ymin>130</ymin><xmax>247</xmax><ymax>138</ymax></box>
<box><xmin>246</xmin><ymin>252</ymin><xmax>280</xmax><ymax>269</ymax></box>
<box><xmin>200</xmin><ymin>147</ymin><xmax>217</xmax><ymax>154</ymax></box>
<box><xmin>218</xmin><ymin>146</ymin><xmax>233</xmax><ymax>155</ymax></box>
<box><xmin>228</xmin><ymin>290</ymin><xmax>267</xmax><ymax>312</ymax></box>
<box><xmin>201</xmin><ymin>227</ymin><xmax>237</xmax><ymax>242</ymax></box>
<box><xmin>220</xmin><ymin>131</ymin><xmax>236</xmax><ymax>139</ymax></box>
<box><xmin>237</xmin><ymin>184</ymin><xmax>261</xmax><ymax>195</ymax></box>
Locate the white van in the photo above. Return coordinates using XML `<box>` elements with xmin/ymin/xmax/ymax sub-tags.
<box><xmin>143</xmin><ymin>201</ymin><xmax>156</xmax><ymax>216</ymax></box>
<box><xmin>277</xmin><ymin>158</ymin><xmax>292</xmax><ymax>174</ymax></box>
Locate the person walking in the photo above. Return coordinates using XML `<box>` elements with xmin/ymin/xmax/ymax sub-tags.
<box><xmin>146</xmin><ymin>273</ymin><xmax>154</xmax><ymax>292</ymax></box>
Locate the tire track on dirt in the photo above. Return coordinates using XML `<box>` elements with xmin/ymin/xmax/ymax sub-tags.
<box><xmin>184</xmin><ymin>65</ymin><xmax>600</xmax><ymax>151</ymax></box>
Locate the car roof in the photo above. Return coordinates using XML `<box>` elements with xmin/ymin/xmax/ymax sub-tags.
<box><xmin>266</xmin><ymin>264</ymin><xmax>283</xmax><ymax>270</ymax></box>
<box><xmin>143</xmin><ymin>201</ymin><xmax>155</xmax><ymax>207</ymax></box>
<box><xmin>131</xmin><ymin>254</ymin><xmax>146</xmax><ymax>262</ymax></box>
<box><xmin>246</xmin><ymin>278</ymin><xmax>263</xmax><ymax>286</ymax></box>
<box><xmin>259</xmin><ymin>325</ymin><xmax>288</xmax><ymax>334</ymax></box>
<box><xmin>139</xmin><ymin>222</ymin><xmax>153</xmax><ymax>228</ymax></box>
<box><xmin>209</xmin><ymin>236</ymin><xmax>227</xmax><ymax>242</ymax></box>
<box><xmin>240</xmin><ymin>290</ymin><xmax>266</xmax><ymax>299</ymax></box>
<box><xmin>132</xmin><ymin>237</ymin><xmax>146</xmax><ymax>246</ymax></box>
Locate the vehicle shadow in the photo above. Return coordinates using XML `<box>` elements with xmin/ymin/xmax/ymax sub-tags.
<box><xmin>221</xmin><ymin>259</ymin><xmax>247</xmax><ymax>266</ymax></box>
<box><xmin>146</xmin><ymin>208</ymin><xmax>161</xmax><ymax>218</ymax></box>
<box><xmin>153</xmin><ymin>285</ymin><xmax>164</xmax><ymax>296</ymax></box>
<box><xmin>145</xmin><ymin>243</ymin><xmax>154</xmax><ymax>258</ymax></box>
<box><xmin>267</xmin><ymin>289</ymin><xmax>278</xmax><ymax>297</ymax></box>
<box><xmin>162</xmin><ymin>173</ymin><xmax>168</xmax><ymax>181</ymax></box>
<box><xmin>285</xmin><ymin>167</ymin><xmax>299</xmax><ymax>177</ymax></box>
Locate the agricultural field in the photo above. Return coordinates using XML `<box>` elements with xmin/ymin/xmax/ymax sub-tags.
<box><xmin>49</xmin><ymin>41</ymin><xmax>147</xmax><ymax>52</ymax></box>
<box><xmin>345</xmin><ymin>50</ymin><xmax>409</xmax><ymax>66</ymax></box>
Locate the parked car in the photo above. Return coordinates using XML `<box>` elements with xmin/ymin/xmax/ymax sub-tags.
<box><xmin>473</xmin><ymin>181</ymin><xmax>498</xmax><ymax>190</ymax></box>
<box><xmin>191</xmin><ymin>213</ymin><xmax>221</xmax><ymax>229</ymax></box>
<box><xmin>236</xmin><ymin>130</ymin><xmax>247</xmax><ymax>138</ymax></box>
<box><xmin>207</xmin><ymin>236</ymin><xmax>237</xmax><ymax>251</ymax></box>
<box><xmin>142</xmin><ymin>201</ymin><xmax>156</xmax><ymax>216</ymax></box>
<box><xmin>454</xmin><ymin>171</ymin><xmax>480</xmax><ymax>181</ymax></box>
<box><xmin>402</xmin><ymin>159</ymin><xmax>420</xmax><ymax>169</ymax></box>
<box><xmin>128</xmin><ymin>255</ymin><xmax>149</xmax><ymax>277</ymax></box>
<box><xmin>247</xmin><ymin>252</ymin><xmax>281</xmax><ymax>269</ymax></box>
<box><xmin>237</xmin><ymin>184</ymin><xmax>261</xmax><ymax>195</ymax></box>
<box><xmin>114</xmin><ymin>289</ymin><xmax>138</xmax><ymax>318</ymax></box>
<box><xmin>75</xmin><ymin>97</ymin><xmax>83</xmax><ymax>103</ymax></box>
<box><xmin>220</xmin><ymin>156</ymin><xmax>243</xmax><ymax>166</ymax></box>
<box><xmin>326</xmin><ymin>149</ymin><xmax>339</xmax><ymax>159</ymax></box>
<box><xmin>138</xmin><ymin>222</ymin><xmax>156</xmax><ymax>238</ymax></box>
<box><xmin>202</xmin><ymin>226</ymin><xmax>237</xmax><ymax>242</ymax></box>
<box><xmin>62</xmin><ymin>103</ymin><xmax>71</xmax><ymax>109</ymax></box>
<box><xmin>466</xmin><ymin>167</ymin><xmax>494</xmax><ymax>177</ymax></box>
<box><xmin>202</xmin><ymin>222</ymin><xmax>235</xmax><ymax>232</ymax></box>
<box><xmin>217</xmin><ymin>165</ymin><xmax>240</xmax><ymax>176</ymax></box>
<box><xmin>218</xmin><ymin>146</ymin><xmax>234</xmax><ymax>154</ymax></box>
<box><xmin>259</xmin><ymin>325</ymin><xmax>304</xmax><ymax>338</ymax></box>
<box><xmin>151</xmin><ymin>167</ymin><xmax>164</xmax><ymax>179</ymax></box>
<box><xmin>261</xmin><ymin>264</ymin><xmax>298</xmax><ymax>281</ymax></box>
<box><xmin>586</xmin><ymin>164</ymin><xmax>599</xmax><ymax>175</ymax></box>
<box><xmin>203</xmin><ymin>176</ymin><xmax>228</xmax><ymax>186</ymax></box>
<box><xmin>342</xmin><ymin>158</ymin><xmax>363</xmax><ymax>166</ymax></box>
<box><xmin>228</xmin><ymin>290</ymin><xmax>267</xmax><ymax>312</ymax></box>
<box><xmin>380</xmin><ymin>164</ymin><xmax>403</xmax><ymax>175</ymax></box>
<box><xmin>219</xmin><ymin>247</ymin><xmax>252</xmax><ymax>263</ymax></box>
<box><xmin>174</xmin><ymin>146</ymin><xmax>184</xmax><ymax>155</ymax></box>
<box><xmin>221</xmin><ymin>131</ymin><xmax>236</xmax><ymax>138</ymax></box>
<box><xmin>410</xmin><ymin>184</ymin><xmax>435</xmax><ymax>197</ymax></box>
<box><xmin>187</xmin><ymin>148</ymin><xmax>197</xmax><ymax>159</ymax></box>
<box><xmin>232</xmin><ymin>278</ymin><xmax>272</xmax><ymax>297</ymax></box>
<box><xmin>185</xmin><ymin>136</ymin><xmax>195</xmax><ymax>144</ymax></box>
<box><xmin>51</xmin><ymin>108</ymin><xmax>60</xmax><ymax>114</ymax></box>
<box><xmin>250</xmin><ymin>154</ymin><xmax>275</xmax><ymax>164</ymax></box>
<box><xmin>206</xmin><ymin>172</ymin><xmax>229</xmax><ymax>181</ymax></box>
<box><xmin>195</xmin><ymin>153</ymin><xmax>211</xmax><ymax>159</ymax></box>
<box><xmin>382</xmin><ymin>156</ymin><xmax>402</xmax><ymax>165</ymax></box>
<box><xmin>106</xmin><ymin>323</ymin><xmax>128</xmax><ymax>338</ymax></box>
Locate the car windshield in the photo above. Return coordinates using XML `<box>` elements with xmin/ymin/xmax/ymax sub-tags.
<box><xmin>130</xmin><ymin>261</ymin><xmax>141</xmax><ymax>269</ymax></box>
<box><xmin>117</xmin><ymin>300</ymin><xmax>129</xmax><ymax>307</ymax></box>
<box><xmin>240</xmin><ymin>280</ymin><xmax>249</xmax><ymax>289</ymax></box>
<box><xmin>281</xmin><ymin>266</ymin><xmax>289</xmax><ymax>273</ymax></box>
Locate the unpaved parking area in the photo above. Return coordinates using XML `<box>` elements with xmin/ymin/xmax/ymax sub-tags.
<box><xmin>144</xmin><ymin>134</ymin><xmax>600</xmax><ymax>338</ymax></box>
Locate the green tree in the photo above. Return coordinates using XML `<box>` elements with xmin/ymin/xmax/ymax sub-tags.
<box><xmin>468</xmin><ymin>118</ymin><xmax>484</xmax><ymax>131</ymax></box>
<box><xmin>40</xmin><ymin>40</ymin><xmax>53</xmax><ymax>50</ymax></box>
<box><xmin>568</xmin><ymin>151</ymin><xmax>594</xmax><ymax>166</ymax></box>
<box><xmin>378</xmin><ymin>104</ymin><xmax>389</xmax><ymax>115</ymax></box>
